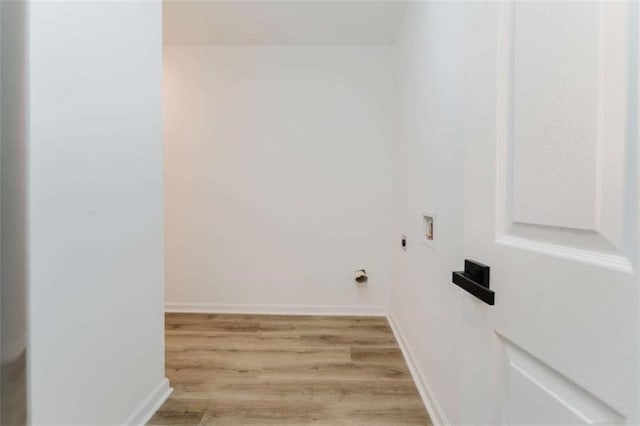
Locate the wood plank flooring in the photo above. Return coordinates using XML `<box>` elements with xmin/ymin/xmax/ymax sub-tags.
<box><xmin>148</xmin><ymin>313</ymin><xmax>432</xmax><ymax>425</ymax></box>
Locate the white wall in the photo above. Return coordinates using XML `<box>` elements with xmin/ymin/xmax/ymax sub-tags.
<box><xmin>389</xmin><ymin>2</ymin><xmax>467</xmax><ymax>425</ymax></box>
<box><xmin>164</xmin><ymin>46</ymin><xmax>393</xmax><ymax>314</ymax></box>
<box><xmin>28</xmin><ymin>2</ymin><xmax>167</xmax><ymax>424</ymax></box>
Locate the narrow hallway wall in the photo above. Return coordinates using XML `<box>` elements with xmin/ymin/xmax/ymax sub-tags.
<box><xmin>27</xmin><ymin>1</ymin><xmax>167</xmax><ymax>423</ymax></box>
<box><xmin>389</xmin><ymin>2</ymin><xmax>467</xmax><ymax>424</ymax></box>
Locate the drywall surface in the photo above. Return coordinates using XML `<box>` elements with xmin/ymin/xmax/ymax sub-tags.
<box><xmin>163</xmin><ymin>1</ymin><xmax>408</xmax><ymax>45</ymax></box>
<box><xmin>390</xmin><ymin>2</ymin><xmax>466</xmax><ymax>424</ymax></box>
<box><xmin>0</xmin><ymin>1</ymin><xmax>29</xmax><ymax>424</ymax></box>
<box><xmin>164</xmin><ymin>46</ymin><xmax>393</xmax><ymax>312</ymax></box>
<box><xmin>28</xmin><ymin>1</ymin><xmax>166</xmax><ymax>424</ymax></box>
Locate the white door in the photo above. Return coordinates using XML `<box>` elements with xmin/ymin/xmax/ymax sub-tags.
<box><xmin>463</xmin><ymin>1</ymin><xmax>639</xmax><ymax>424</ymax></box>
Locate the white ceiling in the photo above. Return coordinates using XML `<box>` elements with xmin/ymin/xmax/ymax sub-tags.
<box><xmin>163</xmin><ymin>0</ymin><xmax>408</xmax><ymax>45</ymax></box>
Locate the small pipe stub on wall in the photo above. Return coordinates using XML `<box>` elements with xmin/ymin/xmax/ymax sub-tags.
<box><xmin>354</xmin><ymin>269</ymin><xmax>368</xmax><ymax>284</ymax></box>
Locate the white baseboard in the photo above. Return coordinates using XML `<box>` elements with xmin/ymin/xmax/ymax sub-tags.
<box><xmin>123</xmin><ymin>377</ymin><xmax>172</xmax><ymax>426</ymax></box>
<box><xmin>165</xmin><ymin>302</ymin><xmax>387</xmax><ymax>317</ymax></box>
<box><xmin>387</xmin><ymin>310</ymin><xmax>449</xmax><ymax>426</ymax></box>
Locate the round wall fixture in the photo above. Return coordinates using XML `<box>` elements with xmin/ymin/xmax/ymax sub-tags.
<box><xmin>354</xmin><ymin>269</ymin><xmax>368</xmax><ymax>284</ymax></box>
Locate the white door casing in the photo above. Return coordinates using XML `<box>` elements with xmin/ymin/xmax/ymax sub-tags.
<box><xmin>464</xmin><ymin>2</ymin><xmax>639</xmax><ymax>425</ymax></box>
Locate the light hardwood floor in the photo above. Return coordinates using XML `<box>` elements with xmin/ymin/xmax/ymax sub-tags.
<box><xmin>148</xmin><ymin>313</ymin><xmax>432</xmax><ymax>425</ymax></box>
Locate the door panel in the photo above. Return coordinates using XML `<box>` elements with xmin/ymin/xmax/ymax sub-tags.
<box><xmin>511</xmin><ymin>2</ymin><xmax>602</xmax><ymax>232</ymax></box>
<box><xmin>464</xmin><ymin>2</ymin><xmax>639</xmax><ymax>424</ymax></box>
<box><xmin>500</xmin><ymin>337</ymin><xmax>623</xmax><ymax>425</ymax></box>
<box><xmin>500</xmin><ymin>1</ymin><xmax>633</xmax><ymax>265</ymax></box>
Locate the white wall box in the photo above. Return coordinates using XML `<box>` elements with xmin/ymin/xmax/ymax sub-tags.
<box><xmin>421</xmin><ymin>212</ymin><xmax>436</xmax><ymax>249</ymax></box>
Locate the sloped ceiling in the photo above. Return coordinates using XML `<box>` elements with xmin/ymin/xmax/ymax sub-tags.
<box><xmin>163</xmin><ymin>0</ymin><xmax>408</xmax><ymax>45</ymax></box>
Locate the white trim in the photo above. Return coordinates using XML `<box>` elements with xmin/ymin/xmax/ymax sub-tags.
<box><xmin>387</xmin><ymin>309</ymin><xmax>450</xmax><ymax>426</ymax></box>
<box><xmin>123</xmin><ymin>377</ymin><xmax>172</xmax><ymax>426</ymax></box>
<box><xmin>496</xmin><ymin>235</ymin><xmax>633</xmax><ymax>274</ymax></box>
<box><xmin>166</xmin><ymin>302</ymin><xmax>387</xmax><ymax>317</ymax></box>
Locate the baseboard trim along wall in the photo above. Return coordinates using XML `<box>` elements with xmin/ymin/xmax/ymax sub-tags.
<box><xmin>387</xmin><ymin>310</ymin><xmax>449</xmax><ymax>426</ymax></box>
<box><xmin>165</xmin><ymin>303</ymin><xmax>388</xmax><ymax>317</ymax></box>
<box><xmin>124</xmin><ymin>377</ymin><xmax>172</xmax><ymax>426</ymax></box>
